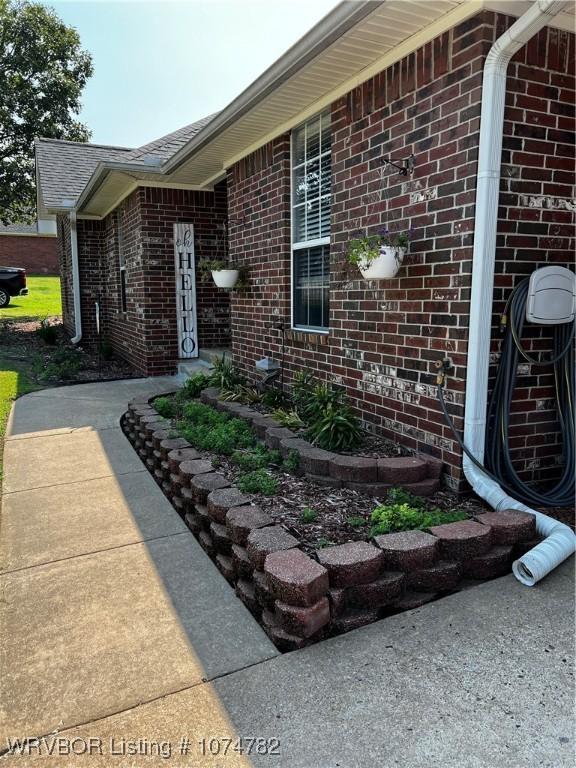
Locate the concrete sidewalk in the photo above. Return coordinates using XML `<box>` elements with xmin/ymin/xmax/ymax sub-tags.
<box><xmin>0</xmin><ymin>379</ymin><xmax>574</xmax><ymax>768</ymax></box>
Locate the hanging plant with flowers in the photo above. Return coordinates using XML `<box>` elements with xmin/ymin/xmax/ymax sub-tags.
<box><xmin>347</xmin><ymin>225</ymin><xmax>415</xmax><ymax>279</ymax></box>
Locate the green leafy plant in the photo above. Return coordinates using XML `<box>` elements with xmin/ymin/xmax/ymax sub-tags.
<box><xmin>347</xmin><ymin>226</ymin><xmax>414</xmax><ymax>269</ymax></box>
<box><xmin>299</xmin><ymin>383</ymin><xmax>346</xmax><ymax>424</ymax></box>
<box><xmin>272</xmin><ymin>408</ymin><xmax>305</xmax><ymax>430</ymax></box>
<box><xmin>154</xmin><ymin>396</ymin><xmax>177</xmax><ymax>419</ymax></box>
<box><xmin>36</xmin><ymin>319</ymin><xmax>58</xmax><ymax>345</ymax></box>
<box><xmin>208</xmin><ymin>354</ymin><xmax>245</xmax><ymax>391</ymax></box>
<box><xmin>300</xmin><ymin>507</ymin><xmax>318</xmax><ymax>523</ymax></box>
<box><xmin>221</xmin><ymin>384</ymin><xmax>262</xmax><ymax>404</ymax></box>
<box><xmin>231</xmin><ymin>445</ymin><xmax>280</xmax><ymax>472</ymax></box>
<box><xmin>291</xmin><ymin>369</ymin><xmax>315</xmax><ymax>414</ymax></box>
<box><xmin>346</xmin><ymin>516</ymin><xmax>366</xmax><ymax>528</ymax></box>
<box><xmin>370</xmin><ymin>488</ymin><xmax>468</xmax><ymax>537</ymax></box>
<box><xmin>315</xmin><ymin>537</ymin><xmax>335</xmax><ymax>549</ymax></box>
<box><xmin>282</xmin><ymin>449</ymin><xmax>300</xmax><ymax>474</ymax></box>
<box><xmin>262</xmin><ymin>388</ymin><xmax>287</xmax><ymax>408</ymax></box>
<box><xmin>178</xmin><ymin>400</ymin><xmax>255</xmax><ymax>456</ymax></box>
<box><xmin>182</xmin><ymin>372</ymin><xmax>210</xmax><ymax>399</ymax></box>
<box><xmin>237</xmin><ymin>469</ymin><xmax>278</xmax><ymax>496</ymax></box>
<box><xmin>307</xmin><ymin>403</ymin><xmax>362</xmax><ymax>452</ymax></box>
<box><xmin>34</xmin><ymin>347</ymin><xmax>83</xmax><ymax>381</ymax></box>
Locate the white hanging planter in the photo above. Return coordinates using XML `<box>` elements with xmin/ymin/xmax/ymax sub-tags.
<box><xmin>358</xmin><ymin>246</ymin><xmax>406</xmax><ymax>279</ymax></box>
<box><xmin>211</xmin><ymin>269</ymin><xmax>240</xmax><ymax>289</ymax></box>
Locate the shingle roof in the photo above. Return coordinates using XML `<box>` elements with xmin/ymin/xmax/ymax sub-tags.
<box><xmin>35</xmin><ymin>138</ymin><xmax>132</xmax><ymax>210</ymax></box>
<box><xmin>35</xmin><ymin>114</ymin><xmax>218</xmax><ymax>212</ymax></box>
<box><xmin>123</xmin><ymin>113</ymin><xmax>217</xmax><ymax>163</ymax></box>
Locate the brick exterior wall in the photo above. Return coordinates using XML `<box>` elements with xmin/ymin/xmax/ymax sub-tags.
<box><xmin>0</xmin><ymin>234</ymin><xmax>58</xmax><ymax>274</ymax></box>
<box><xmin>227</xmin><ymin>11</ymin><xmax>575</xmax><ymax>490</ymax></box>
<box><xmin>57</xmin><ymin>182</ymin><xmax>230</xmax><ymax>376</ymax></box>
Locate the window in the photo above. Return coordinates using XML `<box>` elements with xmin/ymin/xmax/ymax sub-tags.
<box><xmin>291</xmin><ymin>112</ymin><xmax>331</xmax><ymax>331</ymax></box>
<box><xmin>117</xmin><ymin>210</ymin><xmax>127</xmax><ymax>313</ymax></box>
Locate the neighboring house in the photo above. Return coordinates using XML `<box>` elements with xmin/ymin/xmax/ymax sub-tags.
<box><xmin>36</xmin><ymin>0</ymin><xmax>575</xmax><ymax>491</ymax></box>
<box><xmin>0</xmin><ymin>222</ymin><xmax>58</xmax><ymax>274</ymax></box>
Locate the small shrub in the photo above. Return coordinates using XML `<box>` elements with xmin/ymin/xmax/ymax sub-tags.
<box><xmin>182</xmin><ymin>372</ymin><xmax>210</xmax><ymax>399</ymax></box>
<box><xmin>37</xmin><ymin>348</ymin><xmax>83</xmax><ymax>381</ymax></box>
<box><xmin>282</xmin><ymin>449</ymin><xmax>300</xmax><ymax>473</ymax></box>
<box><xmin>178</xmin><ymin>401</ymin><xmax>255</xmax><ymax>456</ymax></box>
<box><xmin>272</xmin><ymin>408</ymin><xmax>305</xmax><ymax>429</ymax></box>
<box><xmin>300</xmin><ymin>507</ymin><xmax>318</xmax><ymax>523</ymax></box>
<box><xmin>154</xmin><ymin>396</ymin><xmax>176</xmax><ymax>419</ymax></box>
<box><xmin>208</xmin><ymin>354</ymin><xmax>245</xmax><ymax>391</ymax></box>
<box><xmin>231</xmin><ymin>445</ymin><xmax>279</xmax><ymax>472</ymax></box>
<box><xmin>237</xmin><ymin>469</ymin><xmax>278</xmax><ymax>496</ymax></box>
<box><xmin>221</xmin><ymin>385</ymin><xmax>261</xmax><ymax>404</ymax></box>
<box><xmin>307</xmin><ymin>403</ymin><xmax>362</xmax><ymax>452</ymax></box>
<box><xmin>370</xmin><ymin>490</ymin><xmax>468</xmax><ymax>537</ymax></box>
<box><xmin>299</xmin><ymin>382</ymin><xmax>346</xmax><ymax>424</ymax></box>
<box><xmin>291</xmin><ymin>369</ymin><xmax>315</xmax><ymax>413</ymax></box>
<box><xmin>262</xmin><ymin>388</ymin><xmax>287</xmax><ymax>408</ymax></box>
<box><xmin>346</xmin><ymin>516</ymin><xmax>366</xmax><ymax>528</ymax></box>
<box><xmin>36</xmin><ymin>319</ymin><xmax>58</xmax><ymax>345</ymax></box>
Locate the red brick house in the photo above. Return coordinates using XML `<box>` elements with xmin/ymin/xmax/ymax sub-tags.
<box><xmin>0</xmin><ymin>223</ymin><xmax>58</xmax><ymax>275</ymax></box>
<box><xmin>37</xmin><ymin>0</ymin><xmax>575</xmax><ymax>493</ymax></box>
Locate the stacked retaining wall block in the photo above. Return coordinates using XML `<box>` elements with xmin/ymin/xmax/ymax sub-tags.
<box><xmin>122</xmin><ymin>396</ymin><xmax>540</xmax><ymax>651</ymax></box>
<box><xmin>200</xmin><ymin>388</ymin><xmax>443</xmax><ymax>496</ymax></box>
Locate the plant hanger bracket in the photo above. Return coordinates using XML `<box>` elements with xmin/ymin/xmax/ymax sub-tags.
<box><xmin>380</xmin><ymin>153</ymin><xmax>415</xmax><ymax>176</ymax></box>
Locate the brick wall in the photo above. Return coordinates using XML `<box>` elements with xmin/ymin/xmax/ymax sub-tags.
<box><xmin>227</xmin><ymin>11</ymin><xmax>575</xmax><ymax>489</ymax></box>
<box><xmin>493</xmin><ymin>16</ymin><xmax>575</xmax><ymax>485</ymax></box>
<box><xmin>0</xmin><ymin>234</ymin><xmax>58</xmax><ymax>274</ymax></box>
<box><xmin>58</xmin><ymin>183</ymin><xmax>230</xmax><ymax>376</ymax></box>
<box><xmin>56</xmin><ymin>215</ymin><xmax>74</xmax><ymax>335</ymax></box>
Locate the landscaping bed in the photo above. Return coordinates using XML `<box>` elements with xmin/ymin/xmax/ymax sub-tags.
<box><xmin>122</xmin><ymin>385</ymin><xmax>541</xmax><ymax>652</ymax></box>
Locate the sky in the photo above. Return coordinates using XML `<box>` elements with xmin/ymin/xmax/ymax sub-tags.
<box><xmin>42</xmin><ymin>0</ymin><xmax>339</xmax><ymax>148</ymax></box>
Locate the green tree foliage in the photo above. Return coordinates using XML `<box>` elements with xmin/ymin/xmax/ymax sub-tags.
<box><xmin>0</xmin><ymin>0</ymin><xmax>93</xmax><ymax>223</ymax></box>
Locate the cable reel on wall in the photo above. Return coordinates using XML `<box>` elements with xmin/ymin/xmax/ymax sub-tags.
<box><xmin>439</xmin><ymin>265</ymin><xmax>576</xmax><ymax>508</ymax></box>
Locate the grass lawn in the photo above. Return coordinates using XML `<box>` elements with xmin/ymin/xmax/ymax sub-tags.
<box><xmin>0</xmin><ymin>357</ymin><xmax>40</xmax><ymax>484</ymax></box>
<box><xmin>0</xmin><ymin>276</ymin><xmax>61</xmax><ymax>484</ymax></box>
<box><xmin>1</xmin><ymin>275</ymin><xmax>62</xmax><ymax>320</ymax></box>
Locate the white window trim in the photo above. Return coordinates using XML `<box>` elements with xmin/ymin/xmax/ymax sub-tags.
<box><xmin>290</xmin><ymin>113</ymin><xmax>331</xmax><ymax>334</ymax></box>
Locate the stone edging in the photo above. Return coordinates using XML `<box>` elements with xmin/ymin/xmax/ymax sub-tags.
<box><xmin>201</xmin><ymin>387</ymin><xmax>442</xmax><ymax>496</ymax></box>
<box><xmin>122</xmin><ymin>395</ymin><xmax>540</xmax><ymax>652</ymax></box>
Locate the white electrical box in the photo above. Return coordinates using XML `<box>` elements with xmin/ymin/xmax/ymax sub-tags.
<box><xmin>526</xmin><ymin>265</ymin><xmax>576</xmax><ymax>325</ymax></box>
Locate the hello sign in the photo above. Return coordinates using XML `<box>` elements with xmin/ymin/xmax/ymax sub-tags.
<box><xmin>174</xmin><ymin>222</ymin><xmax>198</xmax><ymax>358</ymax></box>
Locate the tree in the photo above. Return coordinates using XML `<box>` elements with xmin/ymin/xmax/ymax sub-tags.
<box><xmin>0</xmin><ymin>0</ymin><xmax>93</xmax><ymax>224</ymax></box>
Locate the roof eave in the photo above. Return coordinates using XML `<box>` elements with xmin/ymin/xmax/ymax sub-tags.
<box><xmin>74</xmin><ymin>161</ymin><xmax>167</xmax><ymax>213</ymax></box>
<box><xmin>163</xmin><ymin>0</ymin><xmax>381</xmax><ymax>175</ymax></box>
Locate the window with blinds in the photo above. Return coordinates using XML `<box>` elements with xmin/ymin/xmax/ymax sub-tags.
<box><xmin>291</xmin><ymin>112</ymin><xmax>331</xmax><ymax>331</ymax></box>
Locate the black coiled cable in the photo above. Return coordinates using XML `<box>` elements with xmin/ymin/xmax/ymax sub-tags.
<box><xmin>437</xmin><ymin>276</ymin><xmax>575</xmax><ymax>508</ymax></box>
<box><xmin>484</xmin><ymin>277</ymin><xmax>575</xmax><ymax>508</ymax></box>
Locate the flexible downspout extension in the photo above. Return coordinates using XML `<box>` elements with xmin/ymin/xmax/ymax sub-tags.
<box><xmin>463</xmin><ymin>0</ymin><xmax>575</xmax><ymax>586</ymax></box>
<box><xmin>69</xmin><ymin>210</ymin><xmax>82</xmax><ymax>344</ymax></box>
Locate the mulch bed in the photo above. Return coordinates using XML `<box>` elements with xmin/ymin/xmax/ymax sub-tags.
<box><xmin>197</xmin><ymin>451</ymin><xmax>489</xmax><ymax>553</ymax></box>
<box><xmin>0</xmin><ymin>319</ymin><xmax>137</xmax><ymax>384</ymax></box>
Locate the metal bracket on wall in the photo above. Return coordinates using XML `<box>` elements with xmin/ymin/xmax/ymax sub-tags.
<box><xmin>380</xmin><ymin>153</ymin><xmax>415</xmax><ymax>176</ymax></box>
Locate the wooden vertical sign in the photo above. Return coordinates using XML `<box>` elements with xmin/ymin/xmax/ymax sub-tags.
<box><xmin>174</xmin><ymin>222</ymin><xmax>198</xmax><ymax>358</ymax></box>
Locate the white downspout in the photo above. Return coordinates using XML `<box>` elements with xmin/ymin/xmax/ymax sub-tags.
<box><xmin>463</xmin><ymin>0</ymin><xmax>575</xmax><ymax>586</ymax></box>
<box><xmin>69</xmin><ymin>210</ymin><xmax>82</xmax><ymax>344</ymax></box>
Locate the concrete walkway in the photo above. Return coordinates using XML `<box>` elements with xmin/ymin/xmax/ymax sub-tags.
<box><xmin>0</xmin><ymin>379</ymin><xmax>574</xmax><ymax>767</ymax></box>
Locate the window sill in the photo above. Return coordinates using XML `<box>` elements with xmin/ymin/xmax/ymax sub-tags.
<box><xmin>285</xmin><ymin>328</ymin><xmax>330</xmax><ymax>345</ymax></box>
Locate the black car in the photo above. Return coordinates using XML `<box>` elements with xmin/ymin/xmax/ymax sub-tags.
<box><xmin>0</xmin><ymin>266</ymin><xmax>28</xmax><ymax>308</ymax></box>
